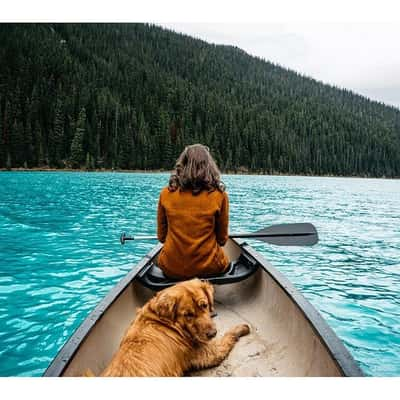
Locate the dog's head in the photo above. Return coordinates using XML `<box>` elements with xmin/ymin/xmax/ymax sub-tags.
<box><xmin>149</xmin><ymin>278</ymin><xmax>217</xmax><ymax>344</ymax></box>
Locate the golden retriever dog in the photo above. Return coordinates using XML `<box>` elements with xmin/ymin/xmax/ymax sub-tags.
<box><xmin>92</xmin><ymin>278</ymin><xmax>250</xmax><ymax>377</ymax></box>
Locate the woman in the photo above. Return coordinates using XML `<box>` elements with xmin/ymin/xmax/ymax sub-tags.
<box><xmin>157</xmin><ymin>144</ymin><xmax>230</xmax><ymax>279</ymax></box>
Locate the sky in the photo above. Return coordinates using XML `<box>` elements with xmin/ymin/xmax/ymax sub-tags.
<box><xmin>159</xmin><ymin>23</ymin><xmax>400</xmax><ymax>109</ymax></box>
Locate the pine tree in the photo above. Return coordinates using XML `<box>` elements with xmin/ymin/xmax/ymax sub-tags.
<box><xmin>118</xmin><ymin>126</ymin><xmax>133</xmax><ymax>169</ymax></box>
<box><xmin>50</xmin><ymin>97</ymin><xmax>64</xmax><ymax>167</ymax></box>
<box><xmin>10</xmin><ymin>119</ymin><xmax>25</xmax><ymax>167</ymax></box>
<box><xmin>70</xmin><ymin>107</ymin><xmax>86</xmax><ymax>168</ymax></box>
<box><xmin>85</xmin><ymin>152</ymin><xmax>95</xmax><ymax>170</ymax></box>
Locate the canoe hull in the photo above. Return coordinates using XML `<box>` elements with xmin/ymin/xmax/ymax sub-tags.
<box><xmin>44</xmin><ymin>239</ymin><xmax>363</xmax><ymax>377</ymax></box>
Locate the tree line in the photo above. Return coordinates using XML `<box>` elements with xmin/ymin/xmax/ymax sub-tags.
<box><xmin>0</xmin><ymin>23</ymin><xmax>399</xmax><ymax>177</ymax></box>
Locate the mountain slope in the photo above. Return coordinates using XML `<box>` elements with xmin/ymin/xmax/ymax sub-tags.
<box><xmin>0</xmin><ymin>23</ymin><xmax>399</xmax><ymax>177</ymax></box>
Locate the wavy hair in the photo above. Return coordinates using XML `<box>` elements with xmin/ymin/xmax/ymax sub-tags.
<box><xmin>168</xmin><ymin>144</ymin><xmax>225</xmax><ymax>195</ymax></box>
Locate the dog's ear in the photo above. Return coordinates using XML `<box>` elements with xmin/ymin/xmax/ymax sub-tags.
<box><xmin>201</xmin><ymin>280</ymin><xmax>215</xmax><ymax>313</ymax></box>
<box><xmin>151</xmin><ymin>292</ymin><xmax>178</xmax><ymax>320</ymax></box>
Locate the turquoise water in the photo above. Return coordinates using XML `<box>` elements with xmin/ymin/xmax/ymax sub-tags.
<box><xmin>0</xmin><ymin>172</ymin><xmax>399</xmax><ymax>376</ymax></box>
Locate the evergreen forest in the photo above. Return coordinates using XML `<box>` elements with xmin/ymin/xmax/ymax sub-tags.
<box><xmin>1</xmin><ymin>23</ymin><xmax>399</xmax><ymax>177</ymax></box>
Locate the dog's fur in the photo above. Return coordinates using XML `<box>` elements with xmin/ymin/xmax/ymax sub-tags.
<box><xmin>90</xmin><ymin>279</ymin><xmax>249</xmax><ymax>377</ymax></box>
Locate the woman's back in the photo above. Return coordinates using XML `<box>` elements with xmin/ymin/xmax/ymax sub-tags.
<box><xmin>157</xmin><ymin>187</ymin><xmax>229</xmax><ymax>279</ymax></box>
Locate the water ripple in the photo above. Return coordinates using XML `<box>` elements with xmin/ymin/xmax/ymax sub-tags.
<box><xmin>0</xmin><ymin>172</ymin><xmax>399</xmax><ymax>376</ymax></box>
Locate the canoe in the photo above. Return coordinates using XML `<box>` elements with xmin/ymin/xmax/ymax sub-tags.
<box><xmin>43</xmin><ymin>238</ymin><xmax>363</xmax><ymax>377</ymax></box>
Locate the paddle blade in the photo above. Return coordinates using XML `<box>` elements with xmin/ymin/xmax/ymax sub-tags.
<box><xmin>251</xmin><ymin>223</ymin><xmax>318</xmax><ymax>246</ymax></box>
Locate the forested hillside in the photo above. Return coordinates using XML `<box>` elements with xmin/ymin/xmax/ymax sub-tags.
<box><xmin>1</xmin><ymin>23</ymin><xmax>399</xmax><ymax>177</ymax></box>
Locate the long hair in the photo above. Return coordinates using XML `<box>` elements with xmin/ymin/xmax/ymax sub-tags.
<box><xmin>168</xmin><ymin>144</ymin><xmax>225</xmax><ymax>195</ymax></box>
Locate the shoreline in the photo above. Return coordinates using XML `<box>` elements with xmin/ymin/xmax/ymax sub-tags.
<box><xmin>0</xmin><ymin>167</ymin><xmax>398</xmax><ymax>180</ymax></box>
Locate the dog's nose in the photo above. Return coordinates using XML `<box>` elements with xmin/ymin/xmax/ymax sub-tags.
<box><xmin>207</xmin><ymin>328</ymin><xmax>217</xmax><ymax>339</ymax></box>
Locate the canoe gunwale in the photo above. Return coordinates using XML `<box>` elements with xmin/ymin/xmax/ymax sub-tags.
<box><xmin>238</xmin><ymin>239</ymin><xmax>364</xmax><ymax>377</ymax></box>
<box><xmin>43</xmin><ymin>244</ymin><xmax>163</xmax><ymax>377</ymax></box>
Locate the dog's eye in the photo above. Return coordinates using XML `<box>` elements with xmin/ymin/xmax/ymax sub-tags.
<box><xmin>199</xmin><ymin>302</ymin><xmax>208</xmax><ymax>309</ymax></box>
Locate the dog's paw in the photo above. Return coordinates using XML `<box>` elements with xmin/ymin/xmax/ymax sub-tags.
<box><xmin>82</xmin><ymin>368</ymin><xmax>95</xmax><ymax>377</ymax></box>
<box><xmin>232</xmin><ymin>324</ymin><xmax>250</xmax><ymax>339</ymax></box>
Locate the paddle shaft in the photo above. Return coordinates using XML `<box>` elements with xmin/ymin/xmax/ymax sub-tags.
<box><xmin>120</xmin><ymin>222</ymin><xmax>318</xmax><ymax>246</ymax></box>
<box><xmin>121</xmin><ymin>232</ymin><xmax>314</xmax><ymax>241</ymax></box>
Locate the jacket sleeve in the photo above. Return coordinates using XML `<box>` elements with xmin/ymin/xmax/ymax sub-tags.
<box><xmin>215</xmin><ymin>192</ymin><xmax>229</xmax><ymax>246</ymax></box>
<box><xmin>157</xmin><ymin>192</ymin><xmax>168</xmax><ymax>243</ymax></box>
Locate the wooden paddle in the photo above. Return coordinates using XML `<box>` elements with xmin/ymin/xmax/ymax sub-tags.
<box><xmin>120</xmin><ymin>223</ymin><xmax>318</xmax><ymax>246</ymax></box>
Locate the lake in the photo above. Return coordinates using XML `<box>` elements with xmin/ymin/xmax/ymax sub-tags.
<box><xmin>0</xmin><ymin>172</ymin><xmax>399</xmax><ymax>376</ymax></box>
